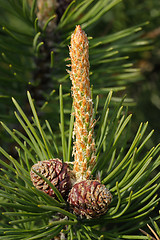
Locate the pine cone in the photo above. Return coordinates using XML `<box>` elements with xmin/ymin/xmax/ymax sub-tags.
<box><xmin>30</xmin><ymin>159</ymin><xmax>72</xmax><ymax>199</ymax></box>
<box><xmin>68</xmin><ymin>180</ymin><xmax>112</xmax><ymax>219</ymax></box>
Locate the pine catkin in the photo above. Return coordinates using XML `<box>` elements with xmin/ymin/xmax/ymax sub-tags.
<box><xmin>28</xmin><ymin>0</ymin><xmax>57</xmax><ymax>31</ymax></box>
<box><xmin>69</xmin><ymin>25</ymin><xmax>96</xmax><ymax>182</ymax></box>
<box><xmin>28</xmin><ymin>0</ymin><xmax>73</xmax><ymax>29</ymax></box>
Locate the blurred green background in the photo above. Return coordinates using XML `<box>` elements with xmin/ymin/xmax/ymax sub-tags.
<box><xmin>112</xmin><ymin>0</ymin><xmax>160</xmax><ymax>146</ymax></box>
<box><xmin>95</xmin><ymin>0</ymin><xmax>160</xmax><ymax>147</ymax></box>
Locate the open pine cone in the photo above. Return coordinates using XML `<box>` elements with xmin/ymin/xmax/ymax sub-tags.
<box><xmin>68</xmin><ymin>180</ymin><xmax>112</xmax><ymax>218</ymax></box>
<box><xmin>30</xmin><ymin>159</ymin><xmax>72</xmax><ymax>199</ymax></box>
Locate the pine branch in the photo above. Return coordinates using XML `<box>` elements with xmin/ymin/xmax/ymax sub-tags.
<box><xmin>0</xmin><ymin>2</ymin><xmax>159</xmax><ymax>239</ymax></box>
<box><xmin>0</xmin><ymin>85</ymin><xmax>159</xmax><ymax>238</ymax></box>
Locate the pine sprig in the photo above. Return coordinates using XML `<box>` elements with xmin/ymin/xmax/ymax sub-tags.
<box><xmin>0</xmin><ymin>2</ymin><xmax>159</xmax><ymax>239</ymax></box>
<box><xmin>0</xmin><ymin>88</ymin><xmax>159</xmax><ymax>239</ymax></box>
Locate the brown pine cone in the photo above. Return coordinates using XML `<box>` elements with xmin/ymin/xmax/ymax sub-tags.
<box><xmin>30</xmin><ymin>159</ymin><xmax>72</xmax><ymax>199</ymax></box>
<box><xmin>68</xmin><ymin>180</ymin><xmax>112</xmax><ymax>219</ymax></box>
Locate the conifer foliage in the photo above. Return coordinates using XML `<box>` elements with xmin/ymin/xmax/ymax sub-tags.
<box><xmin>0</xmin><ymin>0</ymin><xmax>160</xmax><ymax>239</ymax></box>
<box><xmin>0</xmin><ymin>24</ymin><xmax>159</xmax><ymax>239</ymax></box>
<box><xmin>0</xmin><ymin>0</ymin><xmax>151</xmax><ymax>127</ymax></box>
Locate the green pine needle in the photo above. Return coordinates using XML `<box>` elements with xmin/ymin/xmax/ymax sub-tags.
<box><xmin>0</xmin><ymin>90</ymin><xmax>159</xmax><ymax>239</ymax></box>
